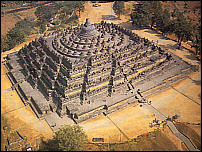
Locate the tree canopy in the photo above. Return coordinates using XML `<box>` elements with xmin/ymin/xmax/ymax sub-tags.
<box><xmin>15</xmin><ymin>17</ymin><xmax>36</xmax><ymax>35</ymax></box>
<box><xmin>1</xmin><ymin>1</ymin><xmax>85</xmax><ymax>52</ymax></box>
<box><xmin>130</xmin><ymin>1</ymin><xmax>151</xmax><ymax>28</ymax></box>
<box><xmin>1</xmin><ymin>28</ymin><xmax>26</xmax><ymax>52</ymax></box>
<box><xmin>130</xmin><ymin>1</ymin><xmax>163</xmax><ymax>29</ymax></box>
<box><xmin>113</xmin><ymin>1</ymin><xmax>125</xmax><ymax>18</ymax></box>
<box><xmin>130</xmin><ymin>1</ymin><xmax>196</xmax><ymax>49</ymax></box>
<box><xmin>149</xmin><ymin>1</ymin><xmax>162</xmax><ymax>29</ymax></box>
<box><xmin>156</xmin><ymin>9</ymin><xmax>172</xmax><ymax>36</ymax></box>
<box><xmin>39</xmin><ymin>24</ymin><xmax>46</xmax><ymax>34</ymax></box>
<box><xmin>35</xmin><ymin>4</ymin><xmax>60</xmax><ymax>23</ymax></box>
<box><xmin>191</xmin><ymin>23</ymin><xmax>201</xmax><ymax>55</ymax></box>
<box><xmin>1</xmin><ymin>17</ymin><xmax>36</xmax><ymax>52</ymax></box>
<box><xmin>172</xmin><ymin>10</ymin><xmax>193</xmax><ymax>47</ymax></box>
<box><xmin>34</xmin><ymin>1</ymin><xmax>84</xmax><ymax>27</ymax></box>
<box><xmin>39</xmin><ymin>125</ymin><xmax>88</xmax><ymax>151</ymax></box>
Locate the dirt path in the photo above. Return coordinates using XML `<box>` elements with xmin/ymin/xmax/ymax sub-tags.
<box><xmin>166</xmin><ymin>121</ymin><xmax>199</xmax><ymax>151</ymax></box>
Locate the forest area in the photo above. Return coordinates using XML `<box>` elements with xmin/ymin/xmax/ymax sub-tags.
<box><xmin>1</xmin><ymin>1</ymin><xmax>84</xmax><ymax>52</ymax></box>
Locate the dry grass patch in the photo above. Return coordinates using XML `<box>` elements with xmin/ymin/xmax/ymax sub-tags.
<box><xmin>174</xmin><ymin>121</ymin><xmax>201</xmax><ymax>150</ymax></box>
<box><xmin>85</xmin><ymin>129</ymin><xmax>180</xmax><ymax>151</ymax></box>
<box><xmin>13</xmin><ymin>7</ymin><xmax>37</xmax><ymax>20</ymax></box>
<box><xmin>1</xmin><ymin>14</ymin><xmax>20</xmax><ymax>36</ymax></box>
<box><xmin>1</xmin><ymin>4</ymin><xmax>38</xmax><ymax>36</ymax></box>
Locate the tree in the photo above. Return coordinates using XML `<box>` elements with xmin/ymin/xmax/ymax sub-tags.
<box><xmin>191</xmin><ymin>24</ymin><xmax>201</xmax><ymax>56</ymax></box>
<box><xmin>61</xmin><ymin>1</ymin><xmax>84</xmax><ymax>16</ymax></box>
<box><xmin>130</xmin><ymin>1</ymin><xmax>151</xmax><ymax>28</ymax></box>
<box><xmin>130</xmin><ymin>1</ymin><xmax>163</xmax><ymax>29</ymax></box>
<box><xmin>39</xmin><ymin>125</ymin><xmax>88</xmax><ymax>151</ymax></box>
<box><xmin>171</xmin><ymin>7</ymin><xmax>180</xmax><ymax>19</ymax></box>
<box><xmin>55</xmin><ymin>1</ymin><xmax>84</xmax><ymax>23</ymax></box>
<box><xmin>3</xmin><ymin>28</ymin><xmax>26</xmax><ymax>51</ymax></box>
<box><xmin>149</xmin><ymin>1</ymin><xmax>162</xmax><ymax>29</ymax></box>
<box><xmin>156</xmin><ymin>9</ymin><xmax>173</xmax><ymax>37</ymax></box>
<box><xmin>1</xmin><ymin>17</ymin><xmax>37</xmax><ymax>52</ymax></box>
<box><xmin>15</xmin><ymin>17</ymin><xmax>37</xmax><ymax>35</ymax></box>
<box><xmin>39</xmin><ymin>24</ymin><xmax>46</xmax><ymax>34</ymax></box>
<box><xmin>74</xmin><ymin>1</ymin><xmax>85</xmax><ymax>17</ymax></box>
<box><xmin>1</xmin><ymin>35</ymin><xmax>9</xmax><ymax>52</ymax></box>
<box><xmin>172</xmin><ymin>10</ymin><xmax>193</xmax><ymax>48</ymax></box>
<box><xmin>59</xmin><ymin>1</ymin><xmax>74</xmax><ymax>18</ymax></box>
<box><xmin>35</xmin><ymin>4</ymin><xmax>60</xmax><ymax>23</ymax></box>
<box><xmin>113</xmin><ymin>1</ymin><xmax>125</xmax><ymax>18</ymax></box>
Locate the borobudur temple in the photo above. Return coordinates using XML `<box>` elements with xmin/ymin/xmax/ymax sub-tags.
<box><xmin>4</xmin><ymin>18</ymin><xmax>196</xmax><ymax>123</ymax></box>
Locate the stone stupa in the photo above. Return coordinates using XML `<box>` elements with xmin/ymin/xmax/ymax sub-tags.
<box><xmin>4</xmin><ymin>18</ymin><xmax>194</xmax><ymax>124</ymax></box>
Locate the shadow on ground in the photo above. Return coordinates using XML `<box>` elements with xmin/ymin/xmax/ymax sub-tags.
<box><xmin>102</xmin><ymin>15</ymin><xmax>119</xmax><ymax>20</ymax></box>
<box><xmin>185</xmin><ymin>54</ymin><xmax>200</xmax><ymax>61</ymax></box>
<box><xmin>192</xmin><ymin>79</ymin><xmax>201</xmax><ymax>86</ymax></box>
<box><xmin>198</xmin><ymin>93</ymin><xmax>201</xmax><ymax>100</ymax></box>
<box><xmin>159</xmin><ymin>44</ymin><xmax>178</xmax><ymax>50</ymax></box>
<box><xmin>119</xmin><ymin>21</ymin><xmax>134</xmax><ymax>29</ymax></box>
<box><xmin>144</xmin><ymin>30</ymin><xmax>173</xmax><ymax>41</ymax></box>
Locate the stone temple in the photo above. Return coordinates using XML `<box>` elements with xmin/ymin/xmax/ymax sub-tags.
<box><xmin>4</xmin><ymin>18</ymin><xmax>196</xmax><ymax>123</ymax></box>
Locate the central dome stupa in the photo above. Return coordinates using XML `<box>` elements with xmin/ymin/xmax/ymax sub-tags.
<box><xmin>78</xmin><ymin>18</ymin><xmax>99</xmax><ymax>37</ymax></box>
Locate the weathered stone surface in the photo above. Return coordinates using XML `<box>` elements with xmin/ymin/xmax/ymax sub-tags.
<box><xmin>5</xmin><ymin>18</ymin><xmax>194</xmax><ymax>122</ymax></box>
